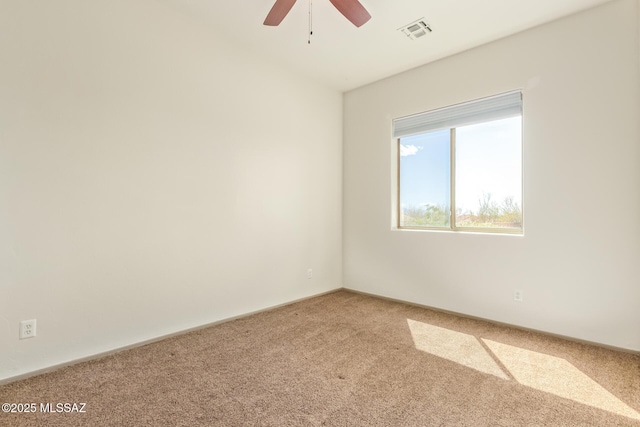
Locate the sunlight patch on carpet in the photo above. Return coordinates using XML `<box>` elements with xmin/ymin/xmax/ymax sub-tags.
<box><xmin>407</xmin><ymin>318</ymin><xmax>640</xmax><ymax>421</ymax></box>
<box><xmin>406</xmin><ymin>319</ymin><xmax>509</xmax><ymax>380</ymax></box>
<box><xmin>482</xmin><ymin>339</ymin><xmax>640</xmax><ymax>421</ymax></box>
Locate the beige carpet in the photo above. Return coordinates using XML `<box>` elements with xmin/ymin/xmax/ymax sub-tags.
<box><xmin>1</xmin><ymin>290</ymin><xmax>639</xmax><ymax>426</ymax></box>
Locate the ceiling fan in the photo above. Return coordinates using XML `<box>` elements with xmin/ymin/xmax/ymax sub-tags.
<box><xmin>264</xmin><ymin>0</ymin><xmax>371</xmax><ymax>28</ymax></box>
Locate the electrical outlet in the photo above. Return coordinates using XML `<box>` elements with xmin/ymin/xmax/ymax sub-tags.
<box><xmin>514</xmin><ymin>290</ymin><xmax>524</xmax><ymax>302</ymax></box>
<box><xmin>20</xmin><ymin>319</ymin><xmax>37</xmax><ymax>339</ymax></box>
<box><xmin>307</xmin><ymin>268</ymin><xmax>313</xmax><ymax>279</ymax></box>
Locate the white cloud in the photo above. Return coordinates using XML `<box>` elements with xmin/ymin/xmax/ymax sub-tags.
<box><xmin>400</xmin><ymin>144</ymin><xmax>423</xmax><ymax>157</ymax></box>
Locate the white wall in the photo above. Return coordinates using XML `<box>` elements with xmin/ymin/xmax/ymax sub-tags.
<box><xmin>0</xmin><ymin>0</ymin><xmax>343</xmax><ymax>381</ymax></box>
<box><xmin>343</xmin><ymin>0</ymin><xmax>640</xmax><ymax>351</ymax></box>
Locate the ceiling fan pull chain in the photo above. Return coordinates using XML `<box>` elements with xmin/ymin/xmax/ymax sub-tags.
<box><xmin>308</xmin><ymin>0</ymin><xmax>313</xmax><ymax>44</ymax></box>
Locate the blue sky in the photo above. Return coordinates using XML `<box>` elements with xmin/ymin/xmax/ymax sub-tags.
<box><xmin>399</xmin><ymin>116</ymin><xmax>522</xmax><ymax>214</ymax></box>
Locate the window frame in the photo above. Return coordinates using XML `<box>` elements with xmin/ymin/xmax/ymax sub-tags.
<box><xmin>394</xmin><ymin>92</ymin><xmax>524</xmax><ymax>235</ymax></box>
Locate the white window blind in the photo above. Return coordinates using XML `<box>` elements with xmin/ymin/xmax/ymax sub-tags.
<box><xmin>393</xmin><ymin>90</ymin><xmax>522</xmax><ymax>139</ymax></box>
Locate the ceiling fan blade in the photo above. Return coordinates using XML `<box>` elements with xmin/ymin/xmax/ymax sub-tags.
<box><xmin>264</xmin><ymin>0</ymin><xmax>298</xmax><ymax>26</ymax></box>
<box><xmin>328</xmin><ymin>0</ymin><xmax>371</xmax><ymax>27</ymax></box>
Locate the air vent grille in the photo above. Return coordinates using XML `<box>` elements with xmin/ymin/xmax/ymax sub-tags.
<box><xmin>399</xmin><ymin>19</ymin><xmax>432</xmax><ymax>40</ymax></box>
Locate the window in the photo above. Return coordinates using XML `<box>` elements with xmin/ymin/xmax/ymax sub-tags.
<box><xmin>394</xmin><ymin>91</ymin><xmax>523</xmax><ymax>234</ymax></box>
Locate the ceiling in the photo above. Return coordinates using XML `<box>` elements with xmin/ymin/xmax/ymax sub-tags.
<box><xmin>159</xmin><ymin>0</ymin><xmax>613</xmax><ymax>92</ymax></box>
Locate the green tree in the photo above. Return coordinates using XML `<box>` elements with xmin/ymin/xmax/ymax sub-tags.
<box><xmin>402</xmin><ymin>194</ymin><xmax>521</xmax><ymax>229</ymax></box>
<box><xmin>402</xmin><ymin>204</ymin><xmax>449</xmax><ymax>227</ymax></box>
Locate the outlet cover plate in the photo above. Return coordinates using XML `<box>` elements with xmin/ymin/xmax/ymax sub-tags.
<box><xmin>514</xmin><ymin>290</ymin><xmax>524</xmax><ymax>302</ymax></box>
<box><xmin>20</xmin><ymin>319</ymin><xmax>37</xmax><ymax>339</ymax></box>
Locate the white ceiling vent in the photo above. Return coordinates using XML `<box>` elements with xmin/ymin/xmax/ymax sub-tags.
<box><xmin>399</xmin><ymin>19</ymin><xmax>432</xmax><ymax>40</ymax></box>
